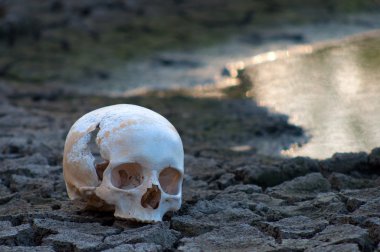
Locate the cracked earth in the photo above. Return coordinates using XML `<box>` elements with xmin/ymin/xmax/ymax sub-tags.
<box><xmin>0</xmin><ymin>82</ymin><xmax>379</xmax><ymax>252</ymax></box>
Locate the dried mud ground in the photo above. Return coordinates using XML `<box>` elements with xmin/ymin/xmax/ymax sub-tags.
<box><xmin>0</xmin><ymin>82</ymin><xmax>379</xmax><ymax>252</ymax></box>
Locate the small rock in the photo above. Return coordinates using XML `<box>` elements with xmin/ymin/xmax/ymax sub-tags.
<box><xmin>365</xmin><ymin>217</ymin><xmax>380</xmax><ymax>243</ymax></box>
<box><xmin>184</xmin><ymin>155</ymin><xmax>221</xmax><ymax>179</ymax></box>
<box><xmin>178</xmin><ymin>224</ymin><xmax>278</xmax><ymax>251</ymax></box>
<box><xmin>232</xmin><ymin>157</ymin><xmax>319</xmax><ymax>187</ymax></box>
<box><xmin>328</xmin><ymin>173</ymin><xmax>378</xmax><ymax>190</ymax></box>
<box><xmin>0</xmin><ymin>221</ymin><xmax>12</xmax><ymax>229</ymax></box>
<box><xmin>340</xmin><ymin>189</ymin><xmax>380</xmax><ymax>216</ymax></box>
<box><xmin>369</xmin><ymin>147</ymin><xmax>380</xmax><ymax>170</ymax></box>
<box><xmin>260</xmin><ymin>216</ymin><xmax>328</xmax><ymax>239</ymax></box>
<box><xmin>33</xmin><ymin>218</ymin><xmax>121</xmax><ymax>236</ymax></box>
<box><xmin>345</xmin><ymin>197</ymin><xmax>366</xmax><ymax>212</ymax></box>
<box><xmin>1</xmin><ymin>153</ymin><xmax>48</xmax><ymax>172</ymax></box>
<box><xmin>353</xmin><ymin>196</ymin><xmax>380</xmax><ymax>218</ymax></box>
<box><xmin>320</xmin><ymin>152</ymin><xmax>368</xmax><ymax>175</ymax></box>
<box><xmin>172</xmin><ymin>191</ymin><xmax>280</xmax><ymax>237</ymax></box>
<box><xmin>221</xmin><ymin>67</ymin><xmax>232</xmax><ymax>77</ymax></box>
<box><xmin>43</xmin><ymin>230</ymin><xmax>102</xmax><ymax>251</ymax></box>
<box><xmin>0</xmin><ymin>137</ymin><xmax>27</xmax><ymax>155</ymax></box>
<box><xmin>276</xmin><ymin>192</ymin><xmax>347</xmax><ymax>219</ymax></box>
<box><xmin>267</xmin><ymin>173</ymin><xmax>331</xmax><ymax>201</ymax></box>
<box><xmin>341</xmin><ymin>187</ymin><xmax>380</xmax><ymax>203</ymax></box>
<box><xmin>224</xmin><ymin>184</ymin><xmax>262</xmax><ymax>194</ymax></box>
<box><xmin>305</xmin><ymin>243</ymin><xmax>360</xmax><ymax>252</ymax></box>
<box><xmin>0</xmin><ymin>198</ymin><xmax>31</xmax><ymax>216</ymax></box>
<box><xmin>182</xmin><ymin>177</ymin><xmax>217</xmax><ymax>202</ymax></box>
<box><xmin>10</xmin><ymin>175</ymin><xmax>54</xmax><ymax>194</ymax></box>
<box><xmin>171</xmin><ymin>215</ymin><xmax>216</xmax><ymax>236</ymax></box>
<box><xmin>312</xmin><ymin>224</ymin><xmax>371</xmax><ymax>250</ymax></box>
<box><xmin>0</xmin><ymin>224</ymin><xmax>33</xmax><ymax>246</ymax></box>
<box><xmin>154</xmin><ymin>55</ymin><xmax>202</xmax><ymax>68</ymax></box>
<box><xmin>0</xmin><ymin>184</ymin><xmax>11</xmax><ymax>197</ymax></box>
<box><xmin>210</xmin><ymin>173</ymin><xmax>236</xmax><ymax>190</ymax></box>
<box><xmin>24</xmin><ymin>165</ymin><xmax>61</xmax><ymax>177</ymax></box>
<box><xmin>279</xmin><ymin>239</ymin><xmax>323</xmax><ymax>251</ymax></box>
<box><xmin>104</xmin><ymin>222</ymin><xmax>180</xmax><ymax>250</ymax></box>
<box><xmin>103</xmin><ymin>243</ymin><xmax>162</xmax><ymax>252</ymax></box>
<box><xmin>0</xmin><ymin>246</ymin><xmax>55</xmax><ymax>252</ymax></box>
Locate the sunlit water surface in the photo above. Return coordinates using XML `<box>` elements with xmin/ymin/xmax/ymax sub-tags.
<box><xmin>244</xmin><ymin>32</ymin><xmax>380</xmax><ymax>159</ymax></box>
<box><xmin>71</xmin><ymin>18</ymin><xmax>380</xmax><ymax>159</ymax></box>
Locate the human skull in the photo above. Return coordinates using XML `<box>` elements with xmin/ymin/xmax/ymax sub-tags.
<box><xmin>63</xmin><ymin>104</ymin><xmax>184</xmax><ymax>223</ymax></box>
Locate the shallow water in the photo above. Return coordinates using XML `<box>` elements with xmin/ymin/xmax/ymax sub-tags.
<box><xmin>68</xmin><ymin>16</ymin><xmax>380</xmax><ymax>158</ymax></box>
<box><xmin>244</xmin><ymin>32</ymin><xmax>380</xmax><ymax>159</ymax></box>
<box><xmin>72</xmin><ymin>14</ymin><xmax>380</xmax><ymax>96</ymax></box>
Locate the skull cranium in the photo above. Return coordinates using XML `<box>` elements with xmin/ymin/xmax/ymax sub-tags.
<box><xmin>63</xmin><ymin>104</ymin><xmax>184</xmax><ymax>223</ymax></box>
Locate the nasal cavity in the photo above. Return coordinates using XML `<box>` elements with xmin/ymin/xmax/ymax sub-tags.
<box><xmin>141</xmin><ymin>185</ymin><xmax>161</xmax><ymax>209</ymax></box>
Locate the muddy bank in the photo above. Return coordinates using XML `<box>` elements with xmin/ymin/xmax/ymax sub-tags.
<box><xmin>0</xmin><ymin>84</ymin><xmax>379</xmax><ymax>251</ymax></box>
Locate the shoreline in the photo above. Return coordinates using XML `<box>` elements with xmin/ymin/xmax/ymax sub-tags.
<box><xmin>69</xmin><ymin>13</ymin><xmax>380</xmax><ymax>96</ymax></box>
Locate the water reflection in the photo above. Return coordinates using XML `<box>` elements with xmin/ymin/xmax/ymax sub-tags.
<box><xmin>243</xmin><ymin>31</ymin><xmax>380</xmax><ymax>159</ymax></box>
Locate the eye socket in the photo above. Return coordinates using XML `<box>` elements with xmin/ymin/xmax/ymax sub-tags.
<box><xmin>111</xmin><ymin>163</ymin><xmax>143</xmax><ymax>190</ymax></box>
<box><xmin>159</xmin><ymin>167</ymin><xmax>181</xmax><ymax>195</ymax></box>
